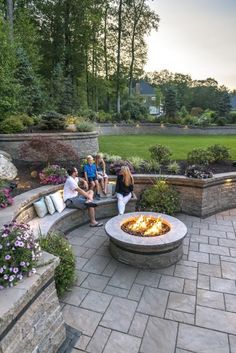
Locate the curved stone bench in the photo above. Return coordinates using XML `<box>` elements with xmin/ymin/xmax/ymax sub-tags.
<box><xmin>0</xmin><ymin>184</ymin><xmax>136</xmax><ymax>237</ymax></box>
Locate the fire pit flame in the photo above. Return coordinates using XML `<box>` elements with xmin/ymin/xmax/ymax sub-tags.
<box><xmin>121</xmin><ymin>215</ymin><xmax>170</xmax><ymax>237</ymax></box>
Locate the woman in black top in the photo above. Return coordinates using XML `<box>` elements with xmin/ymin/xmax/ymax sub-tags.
<box><xmin>115</xmin><ymin>166</ymin><xmax>134</xmax><ymax>214</ymax></box>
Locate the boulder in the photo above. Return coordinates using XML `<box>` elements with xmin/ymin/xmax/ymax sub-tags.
<box><xmin>0</xmin><ymin>150</ymin><xmax>12</xmax><ymax>161</ymax></box>
<box><xmin>0</xmin><ymin>155</ymin><xmax>17</xmax><ymax>180</ymax></box>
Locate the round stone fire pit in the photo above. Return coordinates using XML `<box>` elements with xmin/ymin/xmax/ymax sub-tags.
<box><xmin>105</xmin><ymin>212</ymin><xmax>187</xmax><ymax>269</ymax></box>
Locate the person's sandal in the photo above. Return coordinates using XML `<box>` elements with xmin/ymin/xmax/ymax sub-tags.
<box><xmin>90</xmin><ymin>222</ymin><xmax>103</xmax><ymax>227</ymax></box>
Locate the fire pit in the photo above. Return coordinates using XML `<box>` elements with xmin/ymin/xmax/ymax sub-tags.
<box><xmin>105</xmin><ymin>212</ymin><xmax>187</xmax><ymax>269</ymax></box>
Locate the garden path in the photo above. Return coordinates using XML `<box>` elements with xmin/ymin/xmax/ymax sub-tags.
<box><xmin>61</xmin><ymin>210</ymin><xmax>236</xmax><ymax>353</ymax></box>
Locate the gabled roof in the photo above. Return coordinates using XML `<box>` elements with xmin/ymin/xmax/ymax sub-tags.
<box><xmin>138</xmin><ymin>80</ymin><xmax>155</xmax><ymax>95</ymax></box>
<box><xmin>230</xmin><ymin>95</ymin><xmax>236</xmax><ymax>110</ymax></box>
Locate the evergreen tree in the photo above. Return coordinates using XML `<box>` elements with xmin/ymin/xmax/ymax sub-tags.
<box><xmin>165</xmin><ymin>87</ymin><xmax>177</xmax><ymax>118</ymax></box>
<box><xmin>15</xmin><ymin>47</ymin><xmax>43</xmax><ymax>115</ymax></box>
<box><xmin>217</xmin><ymin>91</ymin><xmax>231</xmax><ymax>117</ymax></box>
<box><xmin>0</xmin><ymin>18</ymin><xmax>20</xmax><ymax>119</ymax></box>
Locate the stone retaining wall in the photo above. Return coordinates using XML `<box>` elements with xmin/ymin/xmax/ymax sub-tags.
<box><xmin>109</xmin><ymin>173</ymin><xmax>236</xmax><ymax>218</ymax></box>
<box><xmin>0</xmin><ymin>253</ymin><xmax>66</xmax><ymax>353</ymax></box>
<box><xmin>0</xmin><ymin>132</ymin><xmax>99</xmax><ymax>160</ymax></box>
<box><xmin>96</xmin><ymin>123</ymin><xmax>236</xmax><ymax>135</ymax></box>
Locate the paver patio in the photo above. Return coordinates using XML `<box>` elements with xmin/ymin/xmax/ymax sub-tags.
<box><xmin>61</xmin><ymin>209</ymin><xmax>236</xmax><ymax>353</ymax></box>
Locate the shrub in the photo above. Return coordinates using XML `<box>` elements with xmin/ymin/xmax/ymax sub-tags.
<box><xmin>191</xmin><ymin>107</ymin><xmax>203</xmax><ymax>116</ymax></box>
<box><xmin>0</xmin><ymin>222</ymin><xmax>41</xmax><ymax>289</ymax></box>
<box><xmin>149</xmin><ymin>144</ymin><xmax>172</xmax><ymax>164</ymax></box>
<box><xmin>215</xmin><ymin>117</ymin><xmax>227</xmax><ymax>126</ymax></box>
<box><xmin>0</xmin><ymin>116</ymin><xmax>25</xmax><ymax>133</ymax></box>
<box><xmin>207</xmin><ymin>144</ymin><xmax>231</xmax><ymax>163</ymax></box>
<box><xmin>0</xmin><ymin>187</ymin><xmax>13</xmax><ymax>208</ymax></box>
<box><xmin>128</xmin><ymin>157</ymin><xmax>145</xmax><ymax>170</ymax></box>
<box><xmin>185</xmin><ymin>165</ymin><xmax>213</xmax><ymax>179</ymax></box>
<box><xmin>143</xmin><ymin>159</ymin><xmax>161</xmax><ymax>173</ymax></box>
<box><xmin>121</xmin><ymin>98</ymin><xmax>148</xmax><ymax>121</ymax></box>
<box><xmin>40</xmin><ymin>111</ymin><xmax>66</xmax><ymax>130</ymax></box>
<box><xmin>19</xmin><ymin>137</ymin><xmax>79</xmax><ymax>164</ymax></box>
<box><xmin>18</xmin><ymin>114</ymin><xmax>34</xmax><ymax>127</ymax></box>
<box><xmin>39</xmin><ymin>233</ymin><xmax>76</xmax><ymax>297</ymax></box>
<box><xmin>182</xmin><ymin>115</ymin><xmax>198</xmax><ymax>126</ymax></box>
<box><xmin>109</xmin><ymin>160</ymin><xmax>135</xmax><ymax>175</ymax></box>
<box><xmin>39</xmin><ymin>165</ymin><xmax>67</xmax><ymax>185</ymax></box>
<box><xmin>167</xmin><ymin>161</ymin><xmax>180</xmax><ymax>174</ymax></box>
<box><xmin>195</xmin><ymin>114</ymin><xmax>212</xmax><ymax>127</ymax></box>
<box><xmin>97</xmin><ymin>111</ymin><xmax>113</xmax><ymax>123</ymax></box>
<box><xmin>228</xmin><ymin>112</ymin><xmax>236</xmax><ymax>124</ymax></box>
<box><xmin>76</xmin><ymin>120</ymin><xmax>94</xmax><ymax>132</ymax></box>
<box><xmin>139</xmin><ymin>179</ymin><xmax>180</xmax><ymax>215</ymax></box>
<box><xmin>187</xmin><ymin>148</ymin><xmax>214</xmax><ymax>166</ymax></box>
<box><xmin>103</xmin><ymin>154</ymin><xmax>122</xmax><ymax>163</ymax></box>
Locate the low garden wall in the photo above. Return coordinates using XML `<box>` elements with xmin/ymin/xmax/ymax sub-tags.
<box><xmin>0</xmin><ymin>131</ymin><xmax>99</xmax><ymax>160</ymax></box>
<box><xmin>109</xmin><ymin>172</ymin><xmax>236</xmax><ymax>218</ymax></box>
<box><xmin>96</xmin><ymin>123</ymin><xmax>236</xmax><ymax>135</ymax></box>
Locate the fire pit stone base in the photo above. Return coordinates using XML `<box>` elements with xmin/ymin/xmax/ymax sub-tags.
<box><xmin>105</xmin><ymin>212</ymin><xmax>187</xmax><ymax>269</ymax></box>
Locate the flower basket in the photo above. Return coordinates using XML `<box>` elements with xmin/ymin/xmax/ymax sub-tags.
<box><xmin>0</xmin><ymin>222</ymin><xmax>41</xmax><ymax>289</ymax></box>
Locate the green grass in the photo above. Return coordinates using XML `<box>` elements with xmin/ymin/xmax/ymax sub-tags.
<box><xmin>99</xmin><ymin>135</ymin><xmax>236</xmax><ymax>160</ymax></box>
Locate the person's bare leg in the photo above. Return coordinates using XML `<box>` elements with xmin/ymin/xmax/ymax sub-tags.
<box><xmin>100</xmin><ymin>178</ymin><xmax>105</xmax><ymax>193</ymax></box>
<box><xmin>90</xmin><ymin>181</ymin><xmax>95</xmax><ymax>191</ymax></box>
<box><xmin>95</xmin><ymin>180</ymin><xmax>100</xmax><ymax>195</ymax></box>
<box><xmin>104</xmin><ymin>177</ymin><xmax>108</xmax><ymax>194</ymax></box>
<box><xmin>88</xmin><ymin>207</ymin><xmax>96</xmax><ymax>224</ymax></box>
<box><xmin>87</xmin><ymin>190</ymin><xmax>94</xmax><ymax>200</ymax></box>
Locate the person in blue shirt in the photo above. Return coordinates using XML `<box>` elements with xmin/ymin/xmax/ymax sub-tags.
<box><xmin>84</xmin><ymin>155</ymin><xmax>100</xmax><ymax>199</ymax></box>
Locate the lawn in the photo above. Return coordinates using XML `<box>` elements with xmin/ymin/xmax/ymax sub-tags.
<box><xmin>99</xmin><ymin>135</ymin><xmax>236</xmax><ymax>160</ymax></box>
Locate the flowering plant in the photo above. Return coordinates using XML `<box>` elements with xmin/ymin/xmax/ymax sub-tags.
<box><xmin>39</xmin><ymin>164</ymin><xmax>67</xmax><ymax>185</ymax></box>
<box><xmin>0</xmin><ymin>222</ymin><xmax>41</xmax><ymax>289</ymax></box>
<box><xmin>0</xmin><ymin>185</ymin><xmax>13</xmax><ymax>209</ymax></box>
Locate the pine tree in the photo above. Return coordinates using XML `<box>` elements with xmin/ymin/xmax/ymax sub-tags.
<box><xmin>165</xmin><ymin>87</ymin><xmax>177</xmax><ymax>118</ymax></box>
<box><xmin>15</xmin><ymin>47</ymin><xmax>43</xmax><ymax>115</ymax></box>
<box><xmin>217</xmin><ymin>91</ymin><xmax>231</xmax><ymax>117</ymax></box>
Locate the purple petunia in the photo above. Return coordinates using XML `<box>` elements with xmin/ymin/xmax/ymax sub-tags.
<box><xmin>5</xmin><ymin>255</ymin><xmax>11</xmax><ymax>260</ymax></box>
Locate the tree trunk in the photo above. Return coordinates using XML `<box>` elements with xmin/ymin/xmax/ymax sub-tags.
<box><xmin>128</xmin><ymin>0</ymin><xmax>145</xmax><ymax>96</ymax></box>
<box><xmin>116</xmin><ymin>0</ymin><xmax>123</xmax><ymax>114</ymax></box>
<box><xmin>6</xmin><ymin>0</ymin><xmax>14</xmax><ymax>40</ymax></box>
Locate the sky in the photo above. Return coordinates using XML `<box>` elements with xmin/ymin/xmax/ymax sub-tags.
<box><xmin>145</xmin><ymin>0</ymin><xmax>236</xmax><ymax>89</ymax></box>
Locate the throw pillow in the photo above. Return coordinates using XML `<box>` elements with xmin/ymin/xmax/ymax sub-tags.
<box><xmin>33</xmin><ymin>197</ymin><xmax>48</xmax><ymax>218</ymax></box>
<box><xmin>45</xmin><ymin>195</ymin><xmax>56</xmax><ymax>215</ymax></box>
<box><xmin>50</xmin><ymin>191</ymin><xmax>66</xmax><ymax>213</ymax></box>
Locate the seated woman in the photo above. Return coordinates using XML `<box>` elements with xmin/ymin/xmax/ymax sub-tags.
<box><xmin>95</xmin><ymin>153</ymin><xmax>109</xmax><ymax>195</ymax></box>
<box><xmin>84</xmin><ymin>155</ymin><xmax>100</xmax><ymax>199</ymax></box>
<box><xmin>114</xmin><ymin>165</ymin><xmax>134</xmax><ymax>215</ymax></box>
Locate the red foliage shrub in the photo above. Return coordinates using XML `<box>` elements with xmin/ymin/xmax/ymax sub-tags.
<box><xmin>19</xmin><ymin>137</ymin><xmax>79</xmax><ymax>164</ymax></box>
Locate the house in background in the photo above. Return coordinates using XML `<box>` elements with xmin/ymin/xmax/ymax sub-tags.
<box><xmin>134</xmin><ymin>80</ymin><xmax>163</xmax><ymax>115</ymax></box>
<box><xmin>230</xmin><ymin>95</ymin><xmax>236</xmax><ymax>111</ymax></box>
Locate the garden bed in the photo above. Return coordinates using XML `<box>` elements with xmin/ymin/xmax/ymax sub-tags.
<box><xmin>10</xmin><ymin>159</ymin><xmax>236</xmax><ymax>197</ymax></box>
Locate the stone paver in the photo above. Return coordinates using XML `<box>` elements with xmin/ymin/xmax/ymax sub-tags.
<box><xmin>137</xmin><ymin>287</ymin><xmax>169</xmax><ymax>317</ymax></box>
<box><xmin>140</xmin><ymin>317</ymin><xmax>178</xmax><ymax>353</ymax></box>
<box><xmin>177</xmin><ymin>324</ymin><xmax>230</xmax><ymax>353</ymax></box>
<box><xmin>62</xmin><ymin>211</ymin><xmax>236</xmax><ymax>353</ymax></box>
<box><xmin>100</xmin><ymin>297</ymin><xmax>137</xmax><ymax>332</ymax></box>
<box><xmin>103</xmin><ymin>331</ymin><xmax>141</xmax><ymax>353</ymax></box>
<box><xmin>197</xmin><ymin>289</ymin><xmax>225</xmax><ymax>310</ymax></box>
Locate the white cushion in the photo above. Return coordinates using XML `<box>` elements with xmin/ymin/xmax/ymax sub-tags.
<box><xmin>50</xmin><ymin>191</ymin><xmax>66</xmax><ymax>213</ymax></box>
<box><xmin>45</xmin><ymin>195</ymin><xmax>56</xmax><ymax>215</ymax></box>
<box><xmin>33</xmin><ymin>197</ymin><xmax>48</xmax><ymax>218</ymax></box>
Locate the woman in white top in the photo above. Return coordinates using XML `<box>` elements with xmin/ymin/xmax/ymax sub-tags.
<box><xmin>63</xmin><ymin>167</ymin><xmax>103</xmax><ymax>227</ymax></box>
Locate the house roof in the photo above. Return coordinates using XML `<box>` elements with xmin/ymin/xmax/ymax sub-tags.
<box><xmin>230</xmin><ymin>95</ymin><xmax>236</xmax><ymax>110</ymax></box>
<box><xmin>138</xmin><ymin>80</ymin><xmax>155</xmax><ymax>95</ymax></box>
